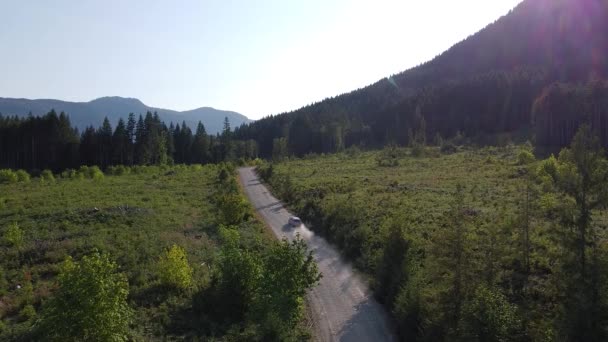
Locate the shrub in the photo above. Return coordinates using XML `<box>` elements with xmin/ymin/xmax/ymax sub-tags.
<box><xmin>15</xmin><ymin>170</ymin><xmax>30</xmax><ymax>183</ymax></box>
<box><xmin>107</xmin><ymin>165</ymin><xmax>130</xmax><ymax>176</ymax></box>
<box><xmin>411</xmin><ymin>144</ymin><xmax>425</xmax><ymax>158</ymax></box>
<box><xmin>40</xmin><ymin>169</ymin><xmax>55</xmax><ymax>183</ymax></box>
<box><xmin>158</xmin><ymin>244</ymin><xmax>193</xmax><ymax>290</ymax></box>
<box><xmin>3</xmin><ymin>222</ymin><xmax>24</xmax><ymax>248</ymax></box>
<box><xmin>0</xmin><ymin>169</ymin><xmax>18</xmax><ymax>184</ymax></box>
<box><xmin>61</xmin><ymin>169</ymin><xmax>83</xmax><ymax>179</ymax></box>
<box><xmin>440</xmin><ymin>142</ymin><xmax>457</xmax><ymax>154</ymax></box>
<box><xmin>190</xmin><ymin>164</ymin><xmax>204</xmax><ymax>172</ymax></box>
<box><xmin>39</xmin><ymin>252</ymin><xmax>132</xmax><ymax>341</ymax></box>
<box><xmin>90</xmin><ymin>166</ymin><xmax>105</xmax><ymax>180</ymax></box>
<box><xmin>344</xmin><ymin>145</ymin><xmax>361</xmax><ymax>157</ymax></box>
<box><xmin>461</xmin><ymin>285</ymin><xmax>521</xmax><ymax>341</ymax></box>
<box><xmin>517</xmin><ymin>149</ymin><xmax>535</xmax><ymax>165</ymax></box>
<box><xmin>376</xmin><ymin>145</ymin><xmax>400</xmax><ymax>167</ymax></box>
<box><xmin>217</xmin><ymin>193</ymin><xmax>249</xmax><ymax>226</ymax></box>
<box><xmin>536</xmin><ymin>154</ymin><xmax>558</xmax><ymax>181</ymax></box>
<box><xmin>19</xmin><ymin>304</ymin><xmax>36</xmax><ymax>321</ymax></box>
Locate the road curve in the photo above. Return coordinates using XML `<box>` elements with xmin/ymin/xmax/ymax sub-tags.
<box><xmin>238</xmin><ymin>167</ymin><xmax>396</xmax><ymax>342</ymax></box>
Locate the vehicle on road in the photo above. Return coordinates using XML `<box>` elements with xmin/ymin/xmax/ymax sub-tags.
<box><xmin>288</xmin><ymin>216</ymin><xmax>302</xmax><ymax>227</ymax></box>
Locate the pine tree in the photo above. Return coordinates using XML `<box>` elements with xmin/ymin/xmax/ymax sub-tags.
<box><xmin>191</xmin><ymin>121</ymin><xmax>209</xmax><ymax>163</ymax></box>
<box><xmin>126</xmin><ymin>113</ymin><xmax>136</xmax><ymax>165</ymax></box>
<box><xmin>112</xmin><ymin>118</ymin><xmax>128</xmax><ymax>165</ymax></box>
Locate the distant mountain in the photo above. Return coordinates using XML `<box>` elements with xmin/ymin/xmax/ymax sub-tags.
<box><xmin>235</xmin><ymin>0</ymin><xmax>608</xmax><ymax>156</ymax></box>
<box><xmin>0</xmin><ymin>96</ymin><xmax>251</xmax><ymax>134</ymax></box>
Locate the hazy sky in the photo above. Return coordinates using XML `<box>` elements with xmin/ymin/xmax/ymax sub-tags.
<box><xmin>0</xmin><ymin>0</ymin><xmax>522</xmax><ymax>119</ymax></box>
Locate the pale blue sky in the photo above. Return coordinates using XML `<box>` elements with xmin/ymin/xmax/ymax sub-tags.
<box><xmin>0</xmin><ymin>0</ymin><xmax>522</xmax><ymax>119</ymax></box>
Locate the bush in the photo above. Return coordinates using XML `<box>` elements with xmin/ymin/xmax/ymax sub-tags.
<box><xmin>440</xmin><ymin>142</ymin><xmax>457</xmax><ymax>154</ymax></box>
<box><xmin>190</xmin><ymin>164</ymin><xmax>204</xmax><ymax>172</ymax></box>
<box><xmin>61</xmin><ymin>169</ymin><xmax>83</xmax><ymax>179</ymax></box>
<box><xmin>39</xmin><ymin>252</ymin><xmax>132</xmax><ymax>341</ymax></box>
<box><xmin>3</xmin><ymin>222</ymin><xmax>24</xmax><ymax>248</ymax></box>
<box><xmin>517</xmin><ymin>149</ymin><xmax>535</xmax><ymax>165</ymax></box>
<box><xmin>217</xmin><ymin>193</ymin><xmax>249</xmax><ymax>226</ymax></box>
<box><xmin>15</xmin><ymin>170</ymin><xmax>30</xmax><ymax>183</ymax></box>
<box><xmin>377</xmin><ymin>146</ymin><xmax>400</xmax><ymax>167</ymax></box>
<box><xmin>0</xmin><ymin>169</ymin><xmax>18</xmax><ymax>184</ymax></box>
<box><xmin>40</xmin><ymin>169</ymin><xmax>55</xmax><ymax>183</ymax></box>
<box><xmin>107</xmin><ymin>165</ymin><xmax>130</xmax><ymax>176</ymax></box>
<box><xmin>90</xmin><ymin>166</ymin><xmax>105</xmax><ymax>180</ymax></box>
<box><xmin>411</xmin><ymin>144</ymin><xmax>425</xmax><ymax>157</ymax></box>
<box><xmin>461</xmin><ymin>285</ymin><xmax>521</xmax><ymax>341</ymax></box>
<box><xmin>344</xmin><ymin>145</ymin><xmax>361</xmax><ymax>157</ymax></box>
<box><xmin>536</xmin><ymin>154</ymin><xmax>558</xmax><ymax>181</ymax></box>
<box><xmin>19</xmin><ymin>304</ymin><xmax>36</xmax><ymax>321</ymax></box>
<box><xmin>158</xmin><ymin>244</ymin><xmax>193</xmax><ymax>290</ymax></box>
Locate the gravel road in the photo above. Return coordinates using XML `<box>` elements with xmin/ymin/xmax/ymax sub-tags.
<box><xmin>238</xmin><ymin>167</ymin><xmax>396</xmax><ymax>342</ymax></box>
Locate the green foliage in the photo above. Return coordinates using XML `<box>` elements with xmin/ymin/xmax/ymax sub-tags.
<box><xmin>40</xmin><ymin>169</ymin><xmax>55</xmax><ymax>183</ymax></box>
<box><xmin>19</xmin><ymin>304</ymin><xmax>36</xmax><ymax>322</ymax></box>
<box><xmin>461</xmin><ymin>285</ymin><xmax>521</xmax><ymax>341</ymax></box>
<box><xmin>3</xmin><ymin>222</ymin><xmax>24</xmax><ymax>248</ymax></box>
<box><xmin>0</xmin><ymin>169</ymin><xmax>18</xmax><ymax>184</ymax></box>
<box><xmin>376</xmin><ymin>145</ymin><xmax>400</xmax><ymax>167</ymax></box>
<box><xmin>15</xmin><ymin>170</ymin><xmax>30</xmax><ymax>183</ymax></box>
<box><xmin>158</xmin><ymin>244</ymin><xmax>193</xmax><ymax>290</ymax></box>
<box><xmin>440</xmin><ymin>142</ymin><xmax>458</xmax><ymax>154</ymax></box>
<box><xmin>78</xmin><ymin>165</ymin><xmax>104</xmax><ymax>180</ymax></box>
<box><xmin>0</xmin><ymin>165</ymin><xmax>276</xmax><ymax>340</ymax></box>
<box><xmin>517</xmin><ymin>149</ymin><xmax>535</xmax><ymax>165</ymax></box>
<box><xmin>536</xmin><ymin>154</ymin><xmax>558</xmax><ymax>179</ymax></box>
<box><xmin>106</xmin><ymin>165</ymin><xmax>130</xmax><ymax>176</ymax></box>
<box><xmin>199</xmin><ymin>230</ymin><xmax>320</xmax><ymax>340</ymax></box>
<box><xmin>263</xmin><ymin>143</ymin><xmax>608</xmax><ymax>341</ymax></box>
<box><xmin>216</xmin><ymin>193</ymin><xmax>249</xmax><ymax>226</ymax></box>
<box><xmin>256</xmin><ymin>236</ymin><xmax>321</xmax><ymax>327</ymax></box>
<box><xmin>39</xmin><ymin>252</ymin><xmax>132</xmax><ymax>341</ymax></box>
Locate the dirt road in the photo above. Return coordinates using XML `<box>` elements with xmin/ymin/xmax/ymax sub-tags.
<box><xmin>238</xmin><ymin>167</ymin><xmax>396</xmax><ymax>342</ymax></box>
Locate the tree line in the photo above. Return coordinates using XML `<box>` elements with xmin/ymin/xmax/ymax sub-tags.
<box><xmin>0</xmin><ymin>110</ymin><xmax>259</xmax><ymax>171</ymax></box>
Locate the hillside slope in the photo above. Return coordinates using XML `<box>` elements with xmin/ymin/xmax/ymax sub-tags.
<box><xmin>0</xmin><ymin>96</ymin><xmax>251</xmax><ymax>134</ymax></box>
<box><xmin>234</xmin><ymin>0</ymin><xmax>608</xmax><ymax>156</ymax></box>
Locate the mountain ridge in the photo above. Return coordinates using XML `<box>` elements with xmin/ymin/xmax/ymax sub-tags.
<box><xmin>0</xmin><ymin>96</ymin><xmax>251</xmax><ymax>134</ymax></box>
<box><xmin>234</xmin><ymin>0</ymin><xmax>608</xmax><ymax>156</ymax></box>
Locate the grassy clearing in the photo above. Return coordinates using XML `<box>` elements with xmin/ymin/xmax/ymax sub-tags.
<box><xmin>268</xmin><ymin>146</ymin><xmax>529</xmax><ymax>267</ymax></box>
<box><xmin>0</xmin><ymin>164</ymin><xmax>269</xmax><ymax>340</ymax></box>
<box><xmin>260</xmin><ymin>145</ymin><xmax>608</xmax><ymax>341</ymax></box>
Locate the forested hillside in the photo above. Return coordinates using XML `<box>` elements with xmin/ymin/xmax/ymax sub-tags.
<box><xmin>234</xmin><ymin>0</ymin><xmax>608</xmax><ymax>157</ymax></box>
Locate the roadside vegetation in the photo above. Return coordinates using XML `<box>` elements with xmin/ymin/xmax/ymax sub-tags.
<box><xmin>259</xmin><ymin>125</ymin><xmax>608</xmax><ymax>341</ymax></box>
<box><xmin>0</xmin><ymin>163</ymin><xmax>319</xmax><ymax>341</ymax></box>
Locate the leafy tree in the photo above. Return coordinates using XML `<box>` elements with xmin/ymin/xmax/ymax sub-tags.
<box><xmin>253</xmin><ymin>236</ymin><xmax>321</xmax><ymax>336</ymax></box>
<box><xmin>38</xmin><ymin>251</ymin><xmax>132</xmax><ymax>341</ymax></box>
<box><xmin>158</xmin><ymin>244</ymin><xmax>193</xmax><ymax>290</ymax></box>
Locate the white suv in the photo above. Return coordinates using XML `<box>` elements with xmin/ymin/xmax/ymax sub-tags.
<box><xmin>288</xmin><ymin>216</ymin><xmax>302</xmax><ymax>227</ymax></box>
